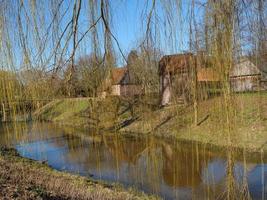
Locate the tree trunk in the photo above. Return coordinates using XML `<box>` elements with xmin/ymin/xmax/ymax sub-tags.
<box><xmin>161</xmin><ymin>73</ymin><xmax>171</xmax><ymax>106</ymax></box>
<box><xmin>193</xmin><ymin>58</ymin><xmax>198</xmax><ymax>126</ymax></box>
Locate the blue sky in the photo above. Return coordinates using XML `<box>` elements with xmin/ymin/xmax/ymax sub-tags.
<box><xmin>70</xmin><ymin>0</ymin><xmax>197</xmax><ymax>64</ymax></box>
<box><xmin>111</xmin><ymin>0</ymin><xmax>192</xmax><ymax>54</ymax></box>
<box><xmin>5</xmin><ymin>0</ymin><xmax>204</xmax><ymax>69</ymax></box>
<box><xmin>3</xmin><ymin>0</ymin><xmax>262</xmax><ymax>70</ymax></box>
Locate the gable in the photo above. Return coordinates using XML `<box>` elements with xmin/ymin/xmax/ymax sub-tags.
<box><xmin>111</xmin><ymin>67</ymin><xmax>128</xmax><ymax>85</ymax></box>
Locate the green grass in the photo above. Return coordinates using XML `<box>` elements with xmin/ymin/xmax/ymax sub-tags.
<box><xmin>122</xmin><ymin>92</ymin><xmax>267</xmax><ymax>152</ymax></box>
<box><xmin>34</xmin><ymin>99</ymin><xmax>91</xmax><ymax>127</ymax></box>
<box><xmin>34</xmin><ymin>97</ymin><xmax>133</xmax><ymax>130</ymax></box>
<box><xmin>34</xmin><ymin>92</ymin><xmax>267</xmax><ymax>152</ymax></box>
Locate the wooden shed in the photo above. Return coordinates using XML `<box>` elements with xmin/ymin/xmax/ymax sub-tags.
<box><xmin>110</xmin><ymin>67</ymin><xmax>142</xmax><ymax>96</ymax></box>
<box><xmin>159</xmin><ymin>53</ymin><xmax>195</xmax><ymax>106</ymax></box>
<box><xmin>197</xmin><ymin>68</ymin><xmax>220</xmax><ymax>82</ymax></box>
<box><xmin>110</xmin><ymin>67</ymin><xmax>128</xmax><ymax>96</ymax></box>
<box><xmin>158</xmin><ymin>53</ymin><xmax>220</xmax><ymax>106</ymax></box>
<box><xmin>255</xmin><ymin>54</ymin><xmax>267</xmax><ymax>90</ymax></box>
<box><xmin>230</xmin><ymin>58</ymin><xmax>262</xmax><ymax>92</ymax></box>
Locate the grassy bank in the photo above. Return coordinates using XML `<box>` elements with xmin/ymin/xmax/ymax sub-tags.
<box><xmin>33</xmin><ymin>97</ymin><xmax>132</xmax><ymax>130</ymax></box>
<box><xmin>34</xmin><ymin>93</ymin><xmax>267</xmax><ymax>152</ymax></box>
<box><xmin>122</xmin><ymin>92</ymin><xmax>267</xmax><ymax>152</ymax></box>
<box><xmin>34</xmin><ymin>96</ymin><xmax>156</xmax><ymax>131</ymax></box>
<box><xmin>0</xmin><ymin>147</ymin><xmax>158</xmax><ymax>200</ymax></box>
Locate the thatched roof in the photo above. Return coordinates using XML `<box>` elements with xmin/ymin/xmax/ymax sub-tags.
<box><xmin>111</xmin><ymin>67</ymin><xmax>128</xmax><ymax>85</ymax></box>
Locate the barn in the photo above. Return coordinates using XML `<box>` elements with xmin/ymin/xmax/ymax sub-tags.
<box><xmin>230</xmin><ymin>58</ymin><xmax>262</xmax><ymax>92</ymax></box>
<box><xmin>159</xmin><ymin>54</ymin><xmax>266</xmax><ymax>106</ymax></box>
<box><xmin>110</xmin><ymin>67</ymin><xmax>142</xmax><ymax>96</ymax></box>
<box><xmin>158</xmin><ymin>53</ymin><xmax>220</xmax><ymax>106</ymax></box>
<box><xmin>159</xmin><ymin>53</ymin><xmax>194</xmax><ymax>106</ymax></box>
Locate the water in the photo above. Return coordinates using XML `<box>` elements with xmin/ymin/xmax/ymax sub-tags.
<box><xmin>0</xmin><ymin>122</ymin><xmax>266</xmax><ymax>199</ymax></box>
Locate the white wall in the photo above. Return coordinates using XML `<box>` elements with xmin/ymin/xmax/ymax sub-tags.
<box><xmin>111</xmin><ymin>85</ymin><xmax>120</xmax><ymax>96</ymax></box>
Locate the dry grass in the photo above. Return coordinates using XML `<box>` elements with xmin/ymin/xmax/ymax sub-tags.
<box><xmin>0</xmin><ymin>147</ymin><xmax>159</xmax><ymax>200</ymax></box>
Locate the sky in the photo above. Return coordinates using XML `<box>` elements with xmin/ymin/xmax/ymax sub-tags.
<box><xmin>110</xmin><ymin>0</ymin><xmax>193</xmax><ymax>56</ymax></box>
<box><xmin>2</xmin><ymin>0</ymin><xmax>205</xmax><ymax>69</ymax></box>
<box><xmin>63</xmin><ymin>0</ymin><xmax>196</xmax><ymax>65</ymax></box>
<box><xmin>1</xmin><ymin>0</ymin><xmax>264</xmax><ymax>71</ymax></box>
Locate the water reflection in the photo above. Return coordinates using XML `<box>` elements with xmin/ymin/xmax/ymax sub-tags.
<box><xmin>0</xmin><ymin>122</ymin><xmax>266</xmax><ymax>199</ymax></box>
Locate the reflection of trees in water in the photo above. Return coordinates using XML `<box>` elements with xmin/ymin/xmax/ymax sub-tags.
<box><xmin>64</xmin><ymin>137</ymin><xmax>264</xmax><ymax>200</ymax></box>
<box><xmin>44</xmin><ymin>131</ymin><xmax>264</xmax><ymax>200</ymax></box>
<box><xmin>104</xmin><ymin>135</ymin><xmax>149</xmax><ymax>165</ymax></box>
<box><xmin>59</xmin><ymin>131</ymin><xmax>258</xmax><ymax>198</ymax></box>
<box><xmin>0</xmin><ymin>123</ymin><xmax>264</xmax><ymax>199</ymax></box>
<box><xmin>224</xmin><ymin>149</ymin><xmax>251</xmax><ymax>200</ymax></box>
<box><xmin>0</xmin><ymin>122</ymin><xmax>27</xmax><ymax>145</ymax></box>
<box><xmin>161</xmin><ymin>141</ymin><xmax>212</xmax><ymax>188</ymax></box>
<box><xmin>0</xmin><ymin>122</ymin><xmax>49</xmax><ymax>145</ymax></box>
<box><xmin>160</xmin><ymin>141</ymin><xmax>257</xmax><ymax>199</ymax></box>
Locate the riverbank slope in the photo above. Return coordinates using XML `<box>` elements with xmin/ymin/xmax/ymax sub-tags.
<box><xmin>33</xmin><ymin>97</ymin><xmax>134</xmax><ymax>130</ymax></box>
<box><xmin>34</xmin><ymin>93</ymin><xmax>267</xmax><ymax>152</ymax></box>
<box><xmin>122</xmin><ymin>92</ymin><xmax>267</xmax><ymax>151</ymax></box>
<box><xmin>0</xmin><ymin>147</ymin><xmax>158</xmax><ymax>200</ymax></box>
